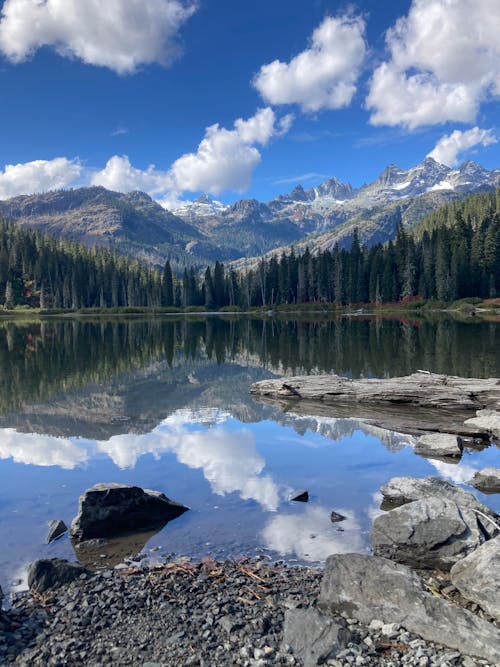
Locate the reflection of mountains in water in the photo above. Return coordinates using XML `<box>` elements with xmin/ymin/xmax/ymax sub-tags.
<box><xmin>0</xmin><ymin>315</ymin><xmax>498</xmax><ymax>442</ymax></box>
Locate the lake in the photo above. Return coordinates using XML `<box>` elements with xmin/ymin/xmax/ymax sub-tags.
<box><xmin>1</xmin><ymin>314</ymin><xmax>499</xmax><ymax>593</ymax></box>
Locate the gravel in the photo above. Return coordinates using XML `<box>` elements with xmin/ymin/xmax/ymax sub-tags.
<box><xmin>0</xmin><ymin>556</ymin><xmax>496</xmax><ymax>666</ymax></box>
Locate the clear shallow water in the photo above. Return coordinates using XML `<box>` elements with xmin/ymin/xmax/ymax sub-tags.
<box><xmin>0</xmin><ymin>316</ymin><xmax>499</xmax><ymax>592</ymax></box>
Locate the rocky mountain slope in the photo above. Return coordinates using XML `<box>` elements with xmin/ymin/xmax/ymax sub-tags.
<box><xmin>0</xmin><ymin>158</ymin><xmax>497</xmax><ymax>268</ymax></box>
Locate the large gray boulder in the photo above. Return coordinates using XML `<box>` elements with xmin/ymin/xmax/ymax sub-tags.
<box><xmin>28</xmin><ymin>558</ymin><xmax>88</xmax><ymax>594</ymax></box>
<box><xmin>282</xmin><ymin>608</ymin><xmax>351</xmax><ymax>667</ymax></box>
<box><xmin>371</xmin><ymin>496</ymin><xmax>484</xmax><ymax>570</ymax></box>
<box><xmin>464</xmin><ymin>409</ymin><xmax>500</xmax><ymax>439</ymax></box>
<box><xmin>470</xmin><ymin>467</ymin><xmax>500</xmax><ymax>494</ymax></box>
<box><xmin>414</xmin><ymin>433</ymin><xmax>463</xmax><ymax>460</ymax></box>
<box><xmin>450</xmin><ymin>537</ymin><xmax>500</xmax><ymax>622</ymax></box>
<box><xmin>379</xmin><ymin>476</ymin><xmax>499</xmax><ymax>537</ymax></box>
<box><xmin>318</xmin><ymin>553</ymin><xmax>500</xmax><ymax>664</ymax></box>
<box><xmin>70</xmin><ymin>483</ymin><xmax>188</xmax><ymax>542</ymax></box>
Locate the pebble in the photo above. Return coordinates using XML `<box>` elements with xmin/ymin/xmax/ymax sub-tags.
<box><xmin>0</xmin><ymin>557</ymin><xmax>496</xmax><ymax>667</ymax></box>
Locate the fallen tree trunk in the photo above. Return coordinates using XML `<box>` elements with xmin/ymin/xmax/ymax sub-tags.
<box><xmin>250</xmin><ymin>372</ymin><xmax>500</xmax><ymax>437</ymax></box>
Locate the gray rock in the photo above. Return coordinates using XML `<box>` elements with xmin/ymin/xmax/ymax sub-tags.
<box><xmin>379</xmin><ymin>476</ymin><xmax>499</xmax><ymax>536</ymax></box>
<box><xmin>282</xmin><ymin>607</ymin><xmax>351</xmax><ymax>667</ymax></box>
<box><xmin>464</xmin><ymin>409</ymin><xmax>500</xmax><ymax>439</ymax></box>
<box><xmin>470</xmin><ymin>467</ymin><xmax>500</xmax><ymax>494</ymax></box>
<box><xmin>70</xmin><ymin>483</ymin><xmax>189</xmax><ymax>542</ymax></box>
<box><xmin>318</xmin><ymin>553</ymin><xmax>500</xmax><ymax>664</ymax></box>
<box><xmin>46</xmin><ymin>519</ymin><xmax>67</xmax><ymax>543</ymax></box>
<box><xmin>450</xmin><ymin>537</ymin><xmax>500</xmax><ymax>621</ymax></box>
<box><xmin>330</xmin><ymin>511</ymin><xmax>346</xmax><ymax>523</ymax></box>
<box><xmin>28</xmin><ymin>558</ymin><xmax>88</xmax><ymax>593</ymax></box>
<box><xmin>414</xmin><ymin>433</ymin><xmax>463</xmax><ymax>459</ymax></box>
<box><xmin>371</xmin><ymin>496</ymin><xmax>484</xmax><ymax>570</ymax></box>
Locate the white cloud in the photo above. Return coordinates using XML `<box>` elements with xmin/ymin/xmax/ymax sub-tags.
<box><xmin>169</xmin><ymin>108</ymin><xmax>293</xmax><ymax>194</ymax></box>
<box><xmin>0</xmin><ymin>109</ymin><xmax>292</xmax><ymax>203</ymax></box>
<box><xmin>95</xmin><ymin>411</ymin><xmax>280</xmax><ymax>511</ymax></box>
<box><xmin>0</xmin><ymin>0</ymin><xmax>196</xmax><ymax>74</ymax></box>
<box><xmin>0</xmin><ymin>157</ymin><xmax>81</xmax><ymax>199</ymax></box>
<box><xmin>427</xmin><ymin>127</ymin><xmax>497</xmax><ymax>166</ymax></box>
<box><xmin>367</xmin><ymin>0</ymin><xmax>500</xmax><ymax>128</ymax></box>
<box><xmin>90</xmin><ymin>155</ymin><xmax>172</xmax><ymax>195</ymax></box>
<box><xmin>0</xmin><ymin>428</ymin><xmax>88</xmax><ymax>469</ymax></box>
<box><xmin>253</xmin><ymin>15</ymin><xmax>366</xmax><ymax>113</ymax></box>
<box><xmin>262</xmin><ymin>506</ymin><xmax>366</xmax><ymax>562</ymax></box>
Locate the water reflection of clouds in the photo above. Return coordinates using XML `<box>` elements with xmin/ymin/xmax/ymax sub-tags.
<box><xmin>428</xmin><ymin>459</ymin><xmax>478</xmax><ymax>485</ymax></box>
<box><xmin>262</xmin><ymin>506</ymin><xmax>367</xmax><ymax>562</ymax></box>
<box><xmin>96</xmin><ymin>411</ymin><xmax>280</xmax><ymax>511</ymax></box>
<box><xmin>0</xmin><ymin>428</ymin><xmax>88</xmax><ymax>469</ymax></box>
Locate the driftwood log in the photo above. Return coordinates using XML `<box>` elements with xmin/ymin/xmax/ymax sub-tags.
<box><xmin>250</xmin><ymin>372</ymin><xmax>500</xmax><ymax>438</ymax></box>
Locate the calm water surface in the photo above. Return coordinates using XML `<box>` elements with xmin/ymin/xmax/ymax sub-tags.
<box><xmin>0</xmin><ymin>315</ymin><xmax>499</xmax><ymax>592</ymax></box>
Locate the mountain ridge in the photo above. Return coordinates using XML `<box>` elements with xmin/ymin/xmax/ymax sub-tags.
<box><xmin>0</xmin><ymin>157</ymin><xmax>498</xmax><ymax>268</ymax></box>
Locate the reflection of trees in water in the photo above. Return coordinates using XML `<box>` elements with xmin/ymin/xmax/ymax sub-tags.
<box><xmin>0</xmin><ymin>316</ymin><xmax>498</xmax><ymax>414</ymax></box>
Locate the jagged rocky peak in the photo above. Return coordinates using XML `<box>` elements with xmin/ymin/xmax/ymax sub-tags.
<box><xmin>314</xmin><ymin>177</ymin><xmax>353</xmax><ymax>200</ymax></box>
<box><xmin>228</xmin><ymin>198</ymin><xmax>269</xmax><ymax>217</ymax></box>
<box><xmin>194</xmin><ymin>193</ymin><xmax>213</xmax><ymax>204</ymax></box>
<box><xmin>174</xmin><ymin>192</ymin><xmax>227</xmax><ymax>218</ymax></box>
<box><xmin>289</xmin><ymin>184</ymin><xmax>309</xmax><ymax>202</ymax></box>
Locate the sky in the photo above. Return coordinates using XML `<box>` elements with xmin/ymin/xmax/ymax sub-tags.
<box><xmin>0</xmin><ymin>0</ymin><xmax>499</xmax><ymax>208</ymax></box>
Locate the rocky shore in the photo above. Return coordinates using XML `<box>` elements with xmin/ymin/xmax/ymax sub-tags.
<box><xmin>1</xmin><ymin>555</ymin><xmax>497</xmax><ymax>667</ymax></box>
<box><xmin>1</xmin><ymin>473</ymin><xmax>499</xmax><ymax>667</ymax></box>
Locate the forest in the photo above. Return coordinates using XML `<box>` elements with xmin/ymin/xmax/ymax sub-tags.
<box><xmin>0</xmin><ymin>189</ymin><xmax>498</xmax><ymax>310</ymax></box>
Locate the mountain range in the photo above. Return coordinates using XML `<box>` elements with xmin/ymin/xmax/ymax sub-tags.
<box><xmin>1</xmin><ymin>157</ymin><xmax>498</xmax><ymax>268</ymax></box>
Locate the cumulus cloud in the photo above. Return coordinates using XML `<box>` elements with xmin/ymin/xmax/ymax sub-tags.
<box><xmin>262</xmin><ymin>506</ymin><xmax>366</xmax><ymax>562</ymax></box>
<box><xmin>90</xmin><ymin>155</ymin><xmax>171</xmax><ymax>195</ymax></box>
<box><xmin>427</xmin><ymin>127</ymin><xmax>497</xmax><ymax>166</ymax></box>
<box><xmin>253</xmin><ymin>15</ymin><xmax>366</xmax><ymax>113</ymax></box>
<box><xmin>169</xmin><ymin>108</ymin><xmax>293</xmax><ymax>194</ymax></box>
<box><xmin>0</xmin><ymin>157</ymin><xmax>81</xmax><ymax>199</ymax></box>
<box><xmin>95</xmin><ymin>411</ymin><xmax>280</xmax><ymax>511</ymax></box>
<box><xmin>0</xmin><ymin>0</ymin><xmax>196</xmax><ymax>74</ymax></box>
<box><xmin>0</xmin><ymin>428</ymin><xmax>88</xmax><ymax>469</ymax></box>
<box><xmin>366</xmin><ymin>0</ymin><xmax>500</xmax><ymax>128</ymax></box>
<box><xmin>92</xmin><ymin>108</ymin><xmax>293</xmax><ymax>201</ymax></box>
<box><xmin>0</xmin><ymin>109</ymin><xmax>291</xmax><ymax>203</ymax></box>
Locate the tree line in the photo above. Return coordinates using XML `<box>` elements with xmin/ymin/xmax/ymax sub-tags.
<box><xmin>0</xmin><ymin>189</ymin><xmax>499</xmax><ymax>309</ymax></box>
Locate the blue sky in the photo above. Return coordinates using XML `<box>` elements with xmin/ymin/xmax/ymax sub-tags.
<box><xmin>0</xmin><ymin>0</ymin><xmax>499</xmax><ymax>207</ymax></box>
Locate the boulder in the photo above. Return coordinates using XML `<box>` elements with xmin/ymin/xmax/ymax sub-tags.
<box><xmin>282</xmin><ymin>608</ymin><xmax>351</xmax><ymax>667</ymax></box>
<box><xmin>414</xmin><ymin>433</ymin><xmax>463</xmax><ymax>460</ymax></box>
<box><xmin>371</xmin><ymin>496</ymin><xmax>484</xmax><ymax>570</ymax></box>
<box><xmin>28</xmin><ymin>558</ymin><xmax>88</xmax><ymax>594</ymax></box>
<box><xmin>330</xmin><ymin>511</ymin><xmax>346</xmax><ymax>523</ymax></box>
<box><xmin>469</xmin><ymin>467</ymin><xmax>500</xmax><ymax>494</ymax></box>
<box><xmin>464</xmin><ymin>409</ymin><xmax>500</xmax><ymax>439</ymax></box>
<box><xmin>318</xmin><ymin>553</ymin><xmax>500</xmax><ymax>664</ymax></box>
<box><xmin>379</xmin><ymin>476</ymin><xmax>499</xmax><ymax>537</ymax></box>
<box><xmin>70</xmin><ymin>483</ymin><xmax>188</xmax><ymax>542</ymax></box>
<box><xmin>450</xmin><ymin>537</ymin><xmax>500</xmax><ymax>622</ymax></box>
<box><xmin>46</xmin><ymin>519</ymin><xmax>68</xmax><ymax>543</ymax></box>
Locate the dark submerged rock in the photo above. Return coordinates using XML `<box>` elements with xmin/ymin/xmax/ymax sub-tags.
<box><xmin>290</xmin><ymin>490</ymin><xmax>309</xmax><ymax>502</ymax></box>
<box><xmin>70</xmin><ymin>483</ymin><xmax>189</xmax><ymax>542</ymax></box>
<box><xmin>330</xmin><ymin>511</ymin><xmax>346</xmax><ymax>523</ymax></box>
<box><xmin>46</xmin><ymin>519</ymin><xmax>67</xmax><ymax>543</ymax></box>
<box><xmin>28</xmin><ymin>558</ymin><xmax>88</xmax><ymax>593</ymax></box>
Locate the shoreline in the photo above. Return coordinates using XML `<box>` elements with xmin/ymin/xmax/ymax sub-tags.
<box><xmin>2</xmin><ymin>555</ymin><xmax>496</xmax><ymax>667</ymax></box>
